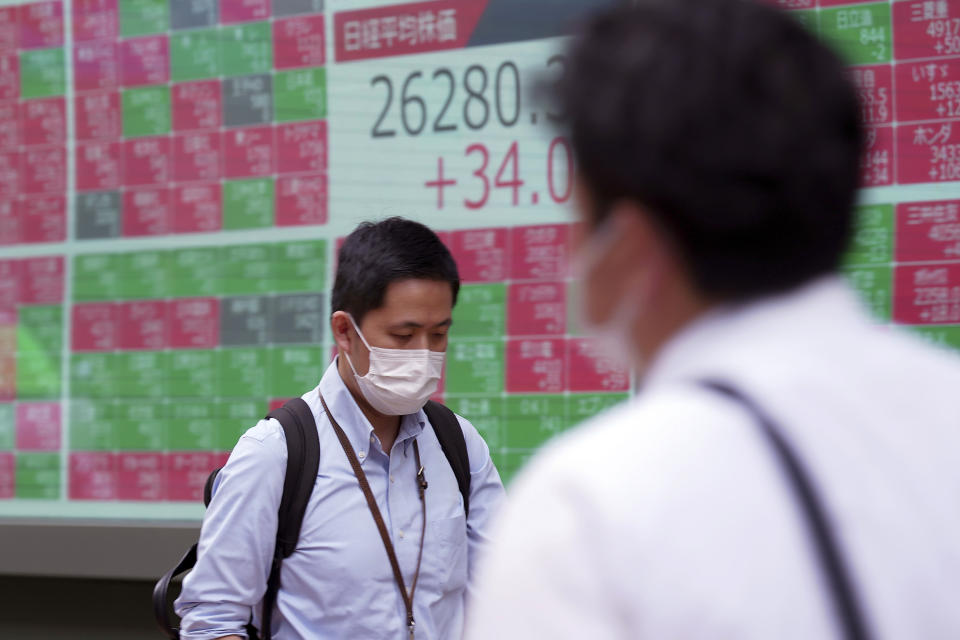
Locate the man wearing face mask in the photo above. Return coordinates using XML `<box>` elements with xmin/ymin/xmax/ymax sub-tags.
<box><xmin>176</xmin><ymin>217</ymin><xmax>504</xmax><ymax>639</ymax></box>
<box><xmin>466</xmin><ymin>1</ymin><xmax>960</xmax><ymax>639</ymax></box>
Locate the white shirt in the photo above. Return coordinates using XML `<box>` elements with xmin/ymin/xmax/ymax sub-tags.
<box><xmin>466</xmin><ymin>277</ymin><xmax>960</xmax><ymax>639</ymax></box>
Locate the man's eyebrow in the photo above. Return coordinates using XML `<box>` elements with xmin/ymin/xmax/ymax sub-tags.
<box><xmin>387</xmin><ymin>318</ymin><xmax>453</xmax><ymax>330</ymax></box>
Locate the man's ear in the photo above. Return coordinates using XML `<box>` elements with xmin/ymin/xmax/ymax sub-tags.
<box><xmin>330</xmin><ymin>311</ymin><xmax>353</xmax><ymax>354</ymax></box>
<box><xmin>611</xmin><ymin>203</ymin><xmax>674</xmax><ymax>301</ymax></box>
<box><xmin>581</xmin><ymin>204</ymin><xmax>661</xmax><ymax>315</ymax></box>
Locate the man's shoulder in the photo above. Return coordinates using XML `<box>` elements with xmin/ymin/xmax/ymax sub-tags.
<box><xmin>226</xmin><ymin>418</ymin><xmax>289</xmax><ymax>467</ymax></box>
<box><xmin>876</xmin><ymin>326</ymin><xmax>960</xmax><ymax>385</ymax></box>
<box><xmin>510</xmin><ymin>387</ymin><xmax>756</xmax><ymax>503</ymax></box>
<box><xmin>243</xmin><ymin>417</ymin><xmax>286</xmax><ymax>443</ymax></box>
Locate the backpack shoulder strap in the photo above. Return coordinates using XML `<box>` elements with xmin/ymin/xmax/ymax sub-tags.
<box><xmin>152</xmin><ymin>543</ymin><xmax>198</xmax><ymax>639</ymax></box>
<box><xmin>258</xmin><ymin>397</ymin><xmax>321</xmax><ymax>640</ymax></box>
<box><xmin>268</xmin><ymin>397</ymin><xmax>321</xmax><ymax>558</ymax></box>
<box><xmin>424</xmin><ymin>400</ymin><xmax>471</xmax><ymax>518</ymax></box>
<box><xmin>202</xmin><ymin>466</ymin><xmax>218</xmax><ymax>507</ymax></box>
<box><xmin>151</xmin><ymin>465</ymin><xmax>238</xmax><ymax>637</ymax></box>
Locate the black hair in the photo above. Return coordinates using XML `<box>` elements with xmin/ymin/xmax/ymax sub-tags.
<box><xmin>331</xmin><ymin>217</ymin><xmax>460</xmax><ymax>323</ymax></box>
<box><xmin>555</xmin><ymin>0</ymin><xmax>863</xmax><ymax>301</ymax></box>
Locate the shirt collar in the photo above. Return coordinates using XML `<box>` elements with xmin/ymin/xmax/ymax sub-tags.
<box><xmin>398</xmin><ymin>412</ymin><xmax>426</xmax><ymax>456</ymax></box>
<box><xmin>316</xmin><ymin>359</ymin><xmax>426</xmax><ymax>460</ymax></box>
<box><xmin>641</xmin><ymin>275</ymin><xmax>870</xmax><ymax>391</ymax></box>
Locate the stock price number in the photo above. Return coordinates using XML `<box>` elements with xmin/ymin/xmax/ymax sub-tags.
<box><xmin>425</xmin><ymin>138</ymin><xmax>574</xmax><ymax>210</ymax></box>
<box><xmin>370</xmin><ymin>57</ymin><xmax>566</xmax><ymax>138</ymax></box>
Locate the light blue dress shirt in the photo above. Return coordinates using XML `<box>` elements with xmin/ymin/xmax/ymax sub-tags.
<box><xmin>175</xmin><ymin>361</ymin><xmax>505</xmax><ymax>639</ymax></box>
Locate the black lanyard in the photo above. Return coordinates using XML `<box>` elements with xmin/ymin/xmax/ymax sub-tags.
<box><xmin>700</xmin><ymin>380</ymin><xmax>872</xmax><ymax>640</ymax></box>
<box><xmin>319</xmin><ymin>393</ymin><xmax>428</xmax><ymax>639</ymax></box>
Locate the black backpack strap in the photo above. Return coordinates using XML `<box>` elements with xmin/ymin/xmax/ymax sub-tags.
<box><xmin>153</xmin><ymin>465</ymin><xmax>222</xmax><ymax>638</ymax></box>
<box><xmin>152</xmin><ymin>542</ymin><xmax>199</xmax><ymax>639</ymax></box>
<box><xmin>424</xmin><ymin>400</ymin><xmax>471</xmax><ymax>518</ymax></box>
<box><xmin>202</xmin><ymin>466</ymin><xmax>219</xmax><ymax>507</ymax></box>
<box><xmin>258</xmin><ymin>397</ymin><xmax>321</xmax><ymax>640</ymax></box>
<box><xmin>699</xmin><ymin>380</ymin><xmax>871</xmax><ymax>640</ymax></box>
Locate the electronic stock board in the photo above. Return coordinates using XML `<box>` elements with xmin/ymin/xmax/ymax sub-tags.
<box><xmin>0</xmin><ymin>0</ymin><xmax>957</xmax><ymax>523</ymax></box>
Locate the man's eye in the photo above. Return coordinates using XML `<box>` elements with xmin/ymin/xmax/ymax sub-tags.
<box><xmin>392</xmin><ymin>334</ymin><xmax>413</xmax><ymax>340</ymax></box>
<box><xmin>433</xmin><ymin>332</ymin><xmax>448</xmax><ymax>339</ymax></box>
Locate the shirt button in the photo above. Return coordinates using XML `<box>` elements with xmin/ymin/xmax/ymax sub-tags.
<box><xmin>358</xmin><ymin>451</ymin><xmax>366</xmax><ymax>460</ymax></box>
<box><xmin>390</xmin><ymin>475</ymin><xmax>395</xmax><ymax>483</ymax></box>
<box><xmin>370</xmin><ymin>435</ymin><xmax>375</xmax><ymax>443</ymax></box>
<box><xmin>398</xmin><ymin>529</ymin><xmax>405</xmax><ymax>539</ymax></box>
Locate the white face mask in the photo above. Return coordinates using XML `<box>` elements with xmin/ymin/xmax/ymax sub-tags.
<box><xmin>572</xmin><ymin>220</ymin><xmax>646</xmax><ymax>372</ymax></box>
<box><xmin>343</xmin><ymin>314</ymin><xmax>446</xmax><ymax>416</ymax></box>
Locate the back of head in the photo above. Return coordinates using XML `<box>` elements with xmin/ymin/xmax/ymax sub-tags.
<box><xmin>558</xmin><ymin>0</ymin><xmax>863</xmax><ymax>301</ymax></box>
<box><xmin>332</xmin><ymin>217</ymin><xmax>460</xmax><ymax>323</ymax></box>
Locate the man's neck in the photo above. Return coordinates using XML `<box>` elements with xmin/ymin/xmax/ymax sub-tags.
<box><xmin>336</xmin><ymin>355</ymin><xmax>402</xmax><ymax>453</ymax></box>
<box><xmin>633</xmin><ymin>284</ymin><xmax>713</xmax><ymax>379</ymax></box>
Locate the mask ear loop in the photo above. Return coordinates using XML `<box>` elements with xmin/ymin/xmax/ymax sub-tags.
<box><xmin>343</xmin><ymin>313</ymin><xmax>374</xmax><ymax>377</ymax></box>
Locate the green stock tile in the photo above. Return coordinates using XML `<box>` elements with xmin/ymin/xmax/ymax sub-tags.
<box><xmin>16</xmin><ymin>483</ymin><xmax>60</xmax><ymax>499</ymax></box>
<box><xmin>114</xmin><ymin>400</ymin><xmax>168</xmax><ymax>450</ymax></box>
<box><xmin>69</xmin><ymin>399</ymin><xmax>117</xmax><ymax>450</ymax></box>
<box><xmin>71</xmin><ymin>353</ymin><xmax>123</xmax><ymax>399</ymax></box>
<box><xmin>567</xmin><ymin>393</ymin><xmax>630</xmax><ymax>427</ymax></box>
<box><xmin>70</xmin><ymin>421</ymin><xmax>115</xmax><ymax>451</ymax></box>
<box><xmin>217</xmin><ymin>348</ymin><xmax>270</xmax><ymax>397</ymax></box>
<box><xmin>114</xmin><ymin>351</ymin><xmax>168</xmax><ymax>399</ymax></box>
<box><xmin>819</xmin><ymin>3</ymin><xmax>891</xmax><ymax>65</ymax></box>
<box><xmin>911</xmin><ymin>326</ymin><xmax>960</xmax><ymax>352</ymax></box>
<box><xmin>446</xmin><ymin>396</ymin><xmax>504</xmax><ymax>451</ymax></box>
<box><xmin>73</xmin><ymin>253</ymin><xmax>123</xmax><ymax>301</ymax></box>
<box><xmin>119</xmin><ymin>250</ymin><xmax>169</xmax><ymax>300</ymax></box>
<box><xmin>503</xmin><ymin>395</ymin><xmax>566</xmax><ymax>449</ymax></box>
<box><xmin>452</xmin><ymin>284</ymin><xmax>506</xmax><ymax>338</ymax></box>
<box><xmin>445</xmin><ymin>340</ymin><xmax>504</xmax><ymax>394</ymax></box>
<box><xmin>16</xmin><ymin>452</ymin><xmax>60</xmax><ymax>473</ymax></box>
<box><xmin>216</xmin><ymin>420</ymin><xmax>249</xmax><ymax>450</ymax></box>
<box><xmin>16</xmin><ymin>351</ymin><xmax>62</xmax><ymax>399</ymax></box>
<box><xmin>167</xmin><ymin>350</ymin><xmax>218</xmax><ymax>398</ymax></box>
<box><xmin>274</xmin><ymin>68</ymin><xmax>326</xmax><ymax>122</ymax></box>
<box><xmin>170</xmin><ymin>28</ymin><xmax>221</xmax><ymax>82</ymax></box>
<box><xmin>168</xmin><ymin>401</ymin><xmax>217</xmax><ymax>450</ymax></box>
<box><xmin>268</xmin><ymin>346</ymin><xmax>324</xmax><ymax>397</ymax></box>
<box><xmin>17</xmin><ymin>306</ymin><xmax>63</xmax><ymax>353</ymax></box>
<box><xmin>122</xmin><ymin>86</ymin><xmax>171</xmax><ymax>137</ymax></box>
<box><xmin>215</xmin><ymin>398</ymin><xmax>263</xmax><ymax>450</ymax></box>
<box><xmin>0</xmin><ymin>404</ymin><xmax>13</xmax><ymax>450</ymax></box>
<box><xmin>499</xmin><ymin>450</ymin><xmax>535</xmax><ymax>486</ymax></box>
<box><xmin>20</xmin><ymin>48</ymin><xmax>66</xmax><ymax>98</ymax></box>
<box><xmin>221</xmin><ymin>22</ymin><xmax>273</xmax><ymax>77</ymax></box>
<box><xmin>488</xmin><ymin>449</ymin><xmax>507</xmax><ymax>479</ymax></box>
<box><xmin>220</xmin><ymin>243</ymin><xmax>275</xmax><ymax>296</ymax></box>
<box><xmin>119</xmin><ymin>0</ymin><xmax>169</xmax><ymax>36</ymax></box>
<box><xmin>273</xmin><ymin>240</ymin><xmax>327</xmax><ymax>293</ymax></box>
<box><xmin>168</xmin><ymin>247</ymin><xmax>221</xmax><ymax>298</ymax></box>
<box><xmin>16</xmin><ymin>453</ymin><xmax>61</xmax><ymax>499</ymax></box>
<box><xmin>224</xmin><ymin>179</ymin><xmax>274</xmax><ymax>230</ymax></box>
<box><xmin>844</xmin><ymin>204</ymin><xmax>893</xmax><ymax>266</ymax></box>
<box><xmin>843</xmin><ymin>265</ymin><xmax>892</xmax><ymax>322</ymax></box>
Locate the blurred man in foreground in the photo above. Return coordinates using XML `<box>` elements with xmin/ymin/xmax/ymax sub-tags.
<box><xmin>466</xmin><ymin>1</ymin><xmax>960</xmax><ymax>638</ymax></box>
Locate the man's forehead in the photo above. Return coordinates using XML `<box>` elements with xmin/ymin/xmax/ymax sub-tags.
<box><xmin>385</xmin><ymin>318</ymin><xmax>453</xmax><ymax>329</ymax></box>
<box><xmin>381</xmin><ymin>278</ymin><xmax>454</xmax><ymax>304</ymax></box>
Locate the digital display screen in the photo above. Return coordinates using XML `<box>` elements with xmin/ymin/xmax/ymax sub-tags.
<box><xmin>0</xmin><ymin>0</ymin><xmax>957</xmax><ymax>521</ymax></box>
